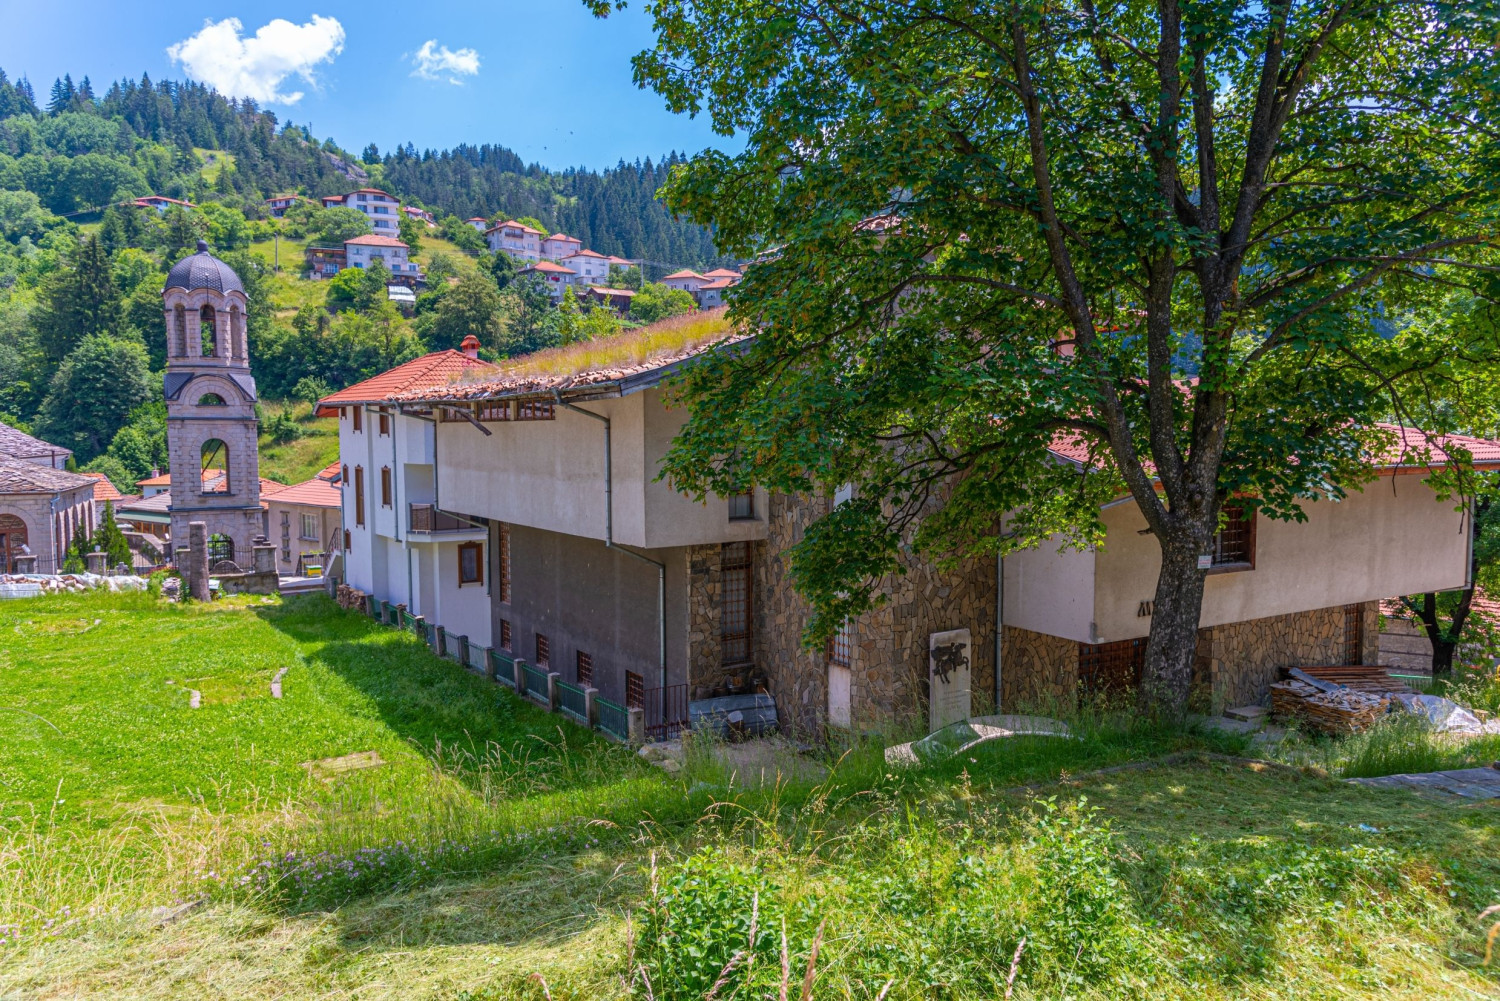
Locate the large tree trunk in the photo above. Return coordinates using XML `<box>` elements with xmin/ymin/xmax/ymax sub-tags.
<box><xmin>1413</xmin><ymin>588</ymin><xmax>1472</xmax><ymax>678</ymax></box>
<box><xmin>1141</xmin><ymin>534</ymin><xmax>1210</xmax><ymax>713</ymax></box>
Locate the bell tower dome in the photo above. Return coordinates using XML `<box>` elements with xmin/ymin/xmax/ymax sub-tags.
<box><xmin>162</xmin><ymin>240</ymin><xmax>262</xmax><ymax>565</ymax></box>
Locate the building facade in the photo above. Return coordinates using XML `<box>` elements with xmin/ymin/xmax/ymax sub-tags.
<box><xmin>263</xmin><ymin>463</ymin><xmax>342</xmax><ymax>575</ymax></box>
<box><xmin>0</xmin><ymin>459</ymin><xmax>97</xmax><ymax>573</ymax></box>
<box><xmin>161</xmin><ymin>241</ymin><xmax>263</xmax><ymax>564</ymax></box>
<box><xmin>325</xmin><ymin>188</ymin><xmax>401</xmax><ymax>236</ymax></box>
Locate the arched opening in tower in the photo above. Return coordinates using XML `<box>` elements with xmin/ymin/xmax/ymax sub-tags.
<box><xmin>199</xmin><ymin>305</ymin><xmax>217</xmax><ymax>358</ymax></box>
<box><xmin>200</xmin><ymin>438</ymin><xmax>230</xmax><ymax>493</ymax></box>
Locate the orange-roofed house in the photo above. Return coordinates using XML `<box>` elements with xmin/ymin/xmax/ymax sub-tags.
<box><xmin>558</xmin><ymin>249</ymin><xmax>610</xmax><ymax>286</ymax></box>
<box><xmin>466</xmin><ymin>217</ymin><xmax>489</xmax><ymax>232</ymax></box>
<box><xmin>319</xmin><ymin>339</ymin><xmax>499</xmax><ymax>648</ymax></box>
<box><xmin>519</xmin><ymin>260</ymin><xmax>578</xmax><ymax>300</ymax></box>
<box><xmin>485</xmin><ymin>220</ymin><xmax>544</xmax><ymax>260</ymax></box>
<box><xmin>265</xmin><ymin>194</ymin><xmax>302</xmax><ymax>218</ymax></box>
<box><xmin>661</xmin><ymin>269</ymin><xmax>710</xmax><ymax>296</ymax></box>
<box><xmin>344</xmin><ymin>234</ymin><xmax>420</xmax><ymax>278</ymax></box>
<box><xmin>540</xmin><ymin>232</ymin><xmax>583</xmax><ymax>260</ymax></box>
<box><xmin>81</xmin><ymin>471</ymin><xmax>124</xmax><ymax>504</ymax></box>
<box><xmin>324</xmin><ymin>188</ymin><xmax>402</xmax><ymax>237</ymax></box>
<box><xmin>264</xmin><ymin>463</ymin><xmax>344</xmax><ymax>575</ymax></box>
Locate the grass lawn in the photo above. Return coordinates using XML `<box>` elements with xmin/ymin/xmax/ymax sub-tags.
<box><xmin>1</xmin><ymin>591</ymin><xmax>1497</xmax><ymax>999</ymax></box>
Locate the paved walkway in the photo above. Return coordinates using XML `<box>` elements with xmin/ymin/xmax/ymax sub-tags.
<box><xmin>1347</xmin><ymin>766</ymin><xmax>1500</xmax><ymax>799</ymax></box>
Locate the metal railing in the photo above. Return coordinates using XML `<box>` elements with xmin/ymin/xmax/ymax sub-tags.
<box><xmin>595</xmin><ymin>697</ymin><xmax>631</xmax><ymax>742</ymax></box>
<box><xmin>521</xmin><ymin>662</ymin><xmax>550</xmax><ymax>703</ymax></box>
<box><xmin>408</xmin><ymin>503</ymin><xmax>475</xmax><ymax>533</ymax></box>
<box><xmin>646</xmin><ymin>683</ymin><xmax>690</xmax><ymax>741</ymax></box>
<box><xmin>489</xmin><ymin>648</ymin><xmax>515</xmax><ymax>687</ymax></box>
<box><xmin>557</xmin><ymin>680</ymin><xmax>588</xmax><ymax>723</ymax></box>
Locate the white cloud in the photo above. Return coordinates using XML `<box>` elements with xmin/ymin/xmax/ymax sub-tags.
<box><xmin>167</xmin><ymin>16</ymin><xmax>345</xmax><ymax>105</ymax></box>
<box><xmin>410</xmin><ymin>40</ymin><xmax>481</xmax><ymax>85</ymax></box>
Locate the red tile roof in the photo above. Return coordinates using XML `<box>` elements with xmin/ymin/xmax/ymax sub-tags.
<box><xmin>562</xmin><ymin>249</ymin><xmax>608</xmax><ymax>259</ymax></box>
<box><xmin>546</xmin><ymin>233</ymin><xmax>580</xmax><ymax>243</ymax></box>
<box><xmin>703</xmin><ymin>268</ymin><xmax>742</xmax><ymax>278</ymax></box>
<box><xmin>264</xmin><ymin>464</ymin><xmax>342</xmax><ymax>508</ymax></box>
<box><xmin>525</xmin><ymin>260</ymin><xmax>577</xmax><ymax>275</ymax></box>
<box><xmin>81</xmin><ymin>471</ymin><xmax>124</xmax><ymax>502</ymax></box>
<box><xmin>345</xmin><ymin>234</ymin><xmax>410</xmax><ymax>248</ymax></box>
<box><xmin>663</xmin><ymin>269</ymin><xmax>707</xmax><ymax>281</ymax></box>
<box><xmin>466</xmin><ymin>217</ymin><xmax>488</xmax><ymax>222</ymax></box>
<box><xmin>1375</xmin><ymin>424</ymin><xmax>1500</xmax><ymax>470</ymax></box>
<box><xmin>489</xmin><ymin>220</ymin><xmax>543</xmax><ymax>235</ymax></box>
<box><xmin>698</xmin><ymin>278</ymin><xmax>735</xmax><ymax>290</ymax></box>
<box><xmin>315</xmin><ymin>350</ymin><xmax>498</xmax><ymax>416</ymax></box>
<box><xmin>606</xmin><ymin>255</ymin><xmax>633</xmax><ymax>265</ymax></box>
<box><xmin>350</xmin><ymin>188</ymin><xmax>395</xmax><ymax>198</ymax></box>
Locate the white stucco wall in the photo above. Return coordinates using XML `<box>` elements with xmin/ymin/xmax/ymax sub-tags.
<box><xmin>434</xmin><ymin>387</ymin><xmax>767</xmax><ymax>549</ymax></box>
<box><xmin>1003</xmin><ymin>475</ymin><xmax>1471</xmax><ymax>644</ymax></box>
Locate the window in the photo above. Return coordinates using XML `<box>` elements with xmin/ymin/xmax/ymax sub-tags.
<box><xmin>577</xmin><ymin>651</ymin><xmax>593</xmax><ymax>686</ymax></box>
<box><xmin>829</xmin><ymin>618</ymin><xmax>853</xmax><ymax>667</ymax></box>
<box><xmin>300</xmin><ymin>513</ymin><xmax>319</xmax><ymax>541</ymax></box>
<box><xmin>728</xmin><ymin>491</ymin><xmax>755</xmax><ymax>520</ymax></box>
<box><xmin>1078</xmin><ymin>638</ymin><xmax>1146</xmax><ymax>695</ymax></box>
<box><xmin>199</xmin><ymin>305</ymin><xmax>217</xmax><ymax>357</ymax></box>
<box><xmin>625</xmin><ymin>670</ymin><xmax>645</xmax><ymax>709</ymax></box>
<box><xmin>721</xmin><ymin>541</ymin><xmax>754</xmax><ymax>664</ymax></box>
<box><xmin>498</xmin><ymin>524</ymin><xmax>511</xmax><ymax>602</ymax></box>
<box><xmin>478</xmin><ymin>401</ymin><xmax>512</xmax><ymax>421</ymax></box>
<box><xmin>354</xmin><ymin>466</ymin><xmax>365</xmax><ymax>526</ymax></box>
<box><xmin>378</xmin><ymin>412</ymin><xmax>390</xmax><ymax>436</ymax></box>
<box><xmin>500</xmin><ymin>619</ymin><xmax>512</xmax><ymax>652</ymax></box>
<box><xmin>341</xmin><ymin>464</ymin><xmax>349</xmax><ymax>487</ymax></box>
<box><xmin>516</xmin><ymin>400</ymin><xmax>555</xmax><ymax>420</ymax></box>
<box><xmin>352</xmin><ymin>407</ymin><xmax>363</xmax><ymax>432</ymax></box>
<box><xmin>200</xmin><ymin>439</ymin><xmax>229</xmax><ymax>494</ymax></box>
<box><xmin>343</xmin><ymin>529</ymin><xmax>351</xmax><ymax>550</ymax></box>
<box><xmin>197</xmin><ymin>393</ymin><xmax>226</xmax><ymax>406</ymax></box>
<box><xmin>535</xmin><ymin>633</ymin><xmax>550</xmax><ymax>667</ymax></box>
<box><xmin>380</xmin><ymin>467</ymin><xmax>392</xmax><ymax>507</ymax></box>
<box><xmin>458</xmin><ymin>542</ymin><xmax>483</xmax><ymax>585</ymax></box>
<box><xmin>1343</xmin><ymin>604</ymin><xmax>1364</xmax><ymax>666</ymax></box>
<box><xmin>1210</xmin><ymin>504</ymin><xmax>1255</xmax><ymax>569</ymax></box>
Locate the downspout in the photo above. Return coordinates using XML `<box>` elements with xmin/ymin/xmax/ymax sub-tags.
<box><xmin>554</xmin><ymin>390</ymin><xmax>667</xmax><ymax>692</ymax></box>
<box><xmin>994</xmin><ymin>550</ymin><xmax>1004</xmax><ymax>712</ymax></box>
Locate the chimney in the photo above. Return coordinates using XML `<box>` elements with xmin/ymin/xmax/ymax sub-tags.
<box><xmin>460</xmin><ymin>335</ymin><xmax>481</xmax><ymax>360</ymax></box>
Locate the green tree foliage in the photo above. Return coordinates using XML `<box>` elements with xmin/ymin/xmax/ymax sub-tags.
<box><xmin>265</xmin><ymin>409</ymin><xmax>303</xmax><ymax>444</ymax></box>
<box><xmin>439</xmin><ymin>214</ymin><xmax>485</xmax><ymax>252</ymax></box>
<box><xmin>424</xmin><ymin>250</ymin><xmax>458</xmax><ymax>284</ymax></box>
<box><xmin>199</xmin><ymin>202</ymin><xmax>249</xmax><ymax>251</ymax></box>
<box><xmin>354</xmin><ymin>261</ymin><xmax>393</xmax><ymax>313</ymax></box>
<box><xmin>0</xmin><ymin>188</ymin><xmax>51</xmax><ymax>243</ymax></box>
<box><xmin>495</xmin><ymin>276</ymin><xmax>561</xmax><ymax>357</ymax></box>
<box><xmin>81</xmin><ymin>454</ymin><xmax>133</xmax><ymax>493</ymax></box>
<box><xmin>629</xmin><ymin>282</ymin><xmax>696</xmax><ymax>324</ymax></box>
<box><xmin>315</xmin><ymin>206</ymin><xmax>372</xmax><ymax>246</ymax></box>
<box><xmin>104</xmin><ymin>401</ymin><xmax>168</xmax><ymax>481</ymax></box>
<box><xmin>397</xmin><ymin>212</ymin><xmax>424</xmax><ymax>253</ymax></box>
<box><xmin>624</xmin><ymin>0</ymin><xmax>1500</xmax><ymax>708</ymax></box>
<box><xmin>429</xmin><ymin>271</ymin><xmax>502</xmax><ymax>352</ymax></box>
<box><xmin>93</xmin><ymin>500</ymin><xmax>133</xmax><ymax>569</ymax></box>
<box><xmin>292</xmin><ymin>376</ymin><xmax>334</xmax><ymax>404</ymax></box>
<box><xmin>324</xmin><ymin>267</ymin><xmax>365</xmax><ymax>311</ymax></box>
<box><xmin>60</xmin><ymin>520</ymin><xmax>89</xmax><ymax>574</ymax></box>
<box><xmin>37</xmin><ymin>333</ymin><xmax>153</xmax><ymax>459</ymax></box>
<box><xmin>31</xmin><ymin>234</ymin><xmax>117</xmax><ymax>367</ymax></box>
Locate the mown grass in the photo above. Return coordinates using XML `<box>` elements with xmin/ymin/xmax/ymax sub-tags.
<box><xmin>1</xmin><ymin>591</ymin><xmax>1498</xmax><ymax>999</ymax></box>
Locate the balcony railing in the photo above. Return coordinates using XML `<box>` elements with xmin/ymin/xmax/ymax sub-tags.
<box><xmin>408</xmin><ymin>503</ymin><xmax>476</xmax><ymax>533</ymax></box>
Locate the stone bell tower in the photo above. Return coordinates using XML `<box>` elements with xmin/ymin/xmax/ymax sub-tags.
<box><xmin>162</xmin><ymin>240</ymin><xmax>262</xmax><ymax>564</ymax></box>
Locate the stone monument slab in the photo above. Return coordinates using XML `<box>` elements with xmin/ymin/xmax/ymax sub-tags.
<box><xmin>929</xmin><ymin>627</ymin><xmax>972</xmax><ymax>732</ymax></box>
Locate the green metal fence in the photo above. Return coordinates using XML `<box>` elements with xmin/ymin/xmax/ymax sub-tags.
<box><xmin>595</xmin><ymin>696</ymin><xmax>631</xmax><ymax>742</ymax></box>
<box><xmin>521</xmin><ymin>662</ymin><xmax>550</xmax><ymax>703</ymax></box>
<box><xmin>488</xmin><ymin>648</ymin><xmax>515</xmax><ymax>686</ymax></box>
<box><xmin>556</xmin><ymin>679</ymin><xmax>588</xmax><ymax>723</ymax></box>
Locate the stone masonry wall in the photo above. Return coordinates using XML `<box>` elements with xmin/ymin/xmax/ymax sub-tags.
<box><xmin>1000</xmin><ymin>626</ymin><xmax>1079</xmax><ymax>712</ymax></box>
<box><xmin>755</xmin><ymin>493</ymin><xmax>831</xmax><ymax>737</ymax></box>
<box><xmin>1196</xmin><ymin>600</ymin><xmax>1380</xmax><ymax>708</ymax></box>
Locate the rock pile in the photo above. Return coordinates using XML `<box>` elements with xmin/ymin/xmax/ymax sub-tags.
<box><xmin>0</xmin><ymin>573</ymin><xmax>148</xmax><ymax>599</ymax></box>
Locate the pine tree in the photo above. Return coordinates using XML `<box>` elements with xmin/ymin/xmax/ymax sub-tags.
<box><xmin>94</xmin><ymin>501</ymin><xmax>133</xmax><ymax>570</ymax></box>
<box><xmin>61</xmin><ymin>521</ymin><xmax>89</xmax><ymax>574</ymax></box>
<box><xmin>34</xmin><ymin>235</ymin><xmax>119</xmax><ymax>368</ymax></box>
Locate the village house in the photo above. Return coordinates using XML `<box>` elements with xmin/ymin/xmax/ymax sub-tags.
<box><xmin>558</xmin><ymin>249</ymin><xmax>610</xmax><ymax>286</ymax></box>
<box><xmin>485</xmin><ymin>220</ymin><xmax>543</xmax><ymax>260</ymax></box>
<box><xmin>323</xmin><ymin>188</ymin><xmax>402</xmax><ymax>237</ymax></box>
<box><xmin>402</xmin><ymin>205</ymin><xmax>435</xmax><ymax>225</ymax></box>
<box><xmin>540</xmin><ymin>232</ymin><xmax>583</xmax><ymax>260</ymax></box>
<box><xmin>661</xmin><ymin>269</ymin><xmax>710</xmax><ymax>296</ymax></box>
<box><xmin>264</xmin><ymin>195</ymin><xmax>301</xmax><ymax>218</ymax></box>
<box><xmin>133</xmin><ymin>195</ymin><xmax>195</xmax><ymax>214</ymax></box>
<box><xmin>519</xmin><ymin>260</ymin><xmax>578</xmax><ymax>300</ymax></box>
<box><xmin>263</xmin><ymin>463</ymin><xmax>342</xmax><ymax>575</ymax></box>
<box><xmin>318</xmin><ymin>339</ymin><xmax>498</xmax><ymax>646</ymax></box>
<box><xmin>343</xmin><ymin>234</ymin><xmax>420</xmax><ymax>279</ymax></box>
<box><xmin>383</xmin><ymin>315</ymin><xmax>1500</xmax><ymax>737</ymax></box>
<box><xmin>585</xmin><ymin>287</ymin><xmax>637</xmax><ymax>314</ymax></box>
<box><xmin>466</xmin><ymin>217</ymin><xmax>489</xmax><ymax>232</ymax></box>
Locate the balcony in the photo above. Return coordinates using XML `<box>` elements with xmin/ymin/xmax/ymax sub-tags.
<box><xmin>408</xmin><ymin>503</ymin><xmax>484</xmax><ymax>535</ymax></box>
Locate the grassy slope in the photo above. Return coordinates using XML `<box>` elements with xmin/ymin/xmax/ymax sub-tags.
<box><xmin>257</xmin><ymin>402</ymin><xmax>339</xmax><ymax>485</ymax></box>
<box><xmin>0</xmin><ymin>592</ymin><xmax>1497</xmax><ymax>999</ymax></box>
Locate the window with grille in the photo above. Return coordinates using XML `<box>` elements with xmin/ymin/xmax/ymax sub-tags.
<box><xmin>721</xmin><ymin>541</ymin><xmax>754</xmax><ymax>664</ymax></box>
<box><xmin>500</xmin><ymin>619</ymin><xmax>512</xmax><ymax>652</ymax></box>
<box><xmin>516</xmin><ymin>400</ymin><xmax>555</xmax><ymax>420</ymax></box>
<box><xmin>352</xmin><ymin>407</ymin><xmax>363</xmax><ymax>432</ymax></box>
<box><xmin>1078</xmin><ymin>638</ymin><xmax>1146</xmax><ymax>694</ymax></box>
<box><xmin>380</xmin><ymin>467</ymin><xmax>392</xmax><ymax>507</ymax></box>
<box><xmin>378</xmin><ymin>412</ymin><xmax>390</xmax><ymax>436</ymax></box>
<box><xmin>1210</xmin><ymin>504</ymin><xmax>1255</xmax><ymax>568</ymax></box>
<box><xmin>1343</xmin><ymin>603</ymin><xmax>1364</xmax><ymax>665</ymax></box>
<box><xmin>354</xmin><ymin>467</ymin><xmax>365</xmax><ymax>526</ymax></box>
<box><xmin>458</xmin><ymin>542</ymin><xmax>483</xmax><ymax>585</ymax></box>
<box><xmin>535</xmin><ymin>633</ymin><xmax>549</xmax><ymax>667</ymax></box>
<box><xmin>625</xmin><ymin>670</ymin><xmax>644</xmax><ymax>709</ymax></box>
<box><xmin>498</xmin><ymin>524</ymin><xmax>511</xmax><ymax>602</ymax></box>
<box><xmin>478</xmin><ymin>401</ymin><xmax>512</xmax><ymax>421</ymax></box>
<box><xmin>829</xmin><ymin>618</ymin><xmax>853</xmax><ymax>667</ymax></box>
<box><xmin>728</xmin><ymin>491</ymin><xmax>755</xmax><ymax>520</ymax></box>
<box><xmin>577</xmin><ymin>651</ymin><xmax>593</xmax><ymax>686</ymax></box>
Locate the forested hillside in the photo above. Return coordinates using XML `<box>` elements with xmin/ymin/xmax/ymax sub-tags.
<box><xmin>0</xmin><ymin>66</ymin><xmax>715</xmax><ymax>494</ymax></box>
<box><xmin>0</xmin><ymin>68</ymin><xmax>720</xmax><ymax>264</ymax></box>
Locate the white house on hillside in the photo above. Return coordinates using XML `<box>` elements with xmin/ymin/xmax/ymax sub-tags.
<box><xmin>559</xmin><ymin>249</ymin><xmax>610</xmax><ymax>285</ymax></box>
<box><xmin>485</xmin><ymin>221</ymin><xmax>543</xmax><ymax>260</ymax></box>
<box><xmin>540</xmin><ymin>233</ymin><xmax>583</xmax><ymax>260</ymax></box>
<box><xmin>344</xmin><ymin>235</ymin><xmax>420</xmax><ymax>277</ymax></box>
<box><xmin>325</xmin><ymin>188</ymin><xmax>402</xmax><ymax>237</ymax></box>
<box><xmin>320</xmin><ymin>341</ymin><xmax>498</xmax><ymax>646</ymax></box>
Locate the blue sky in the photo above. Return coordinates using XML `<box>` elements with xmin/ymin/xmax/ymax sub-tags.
<box><xmin>0</xmin><ymin>2</ymin><xmax>734</xmax><ymax>171</ymax></box>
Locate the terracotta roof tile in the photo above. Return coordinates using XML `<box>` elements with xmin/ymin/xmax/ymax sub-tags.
<box><xmin>315</xmin><ymin>350</ymin><xmax>498</xmax><ymax>415</ymax></box>
<box><xmin>524</xmin><ymin>261</ymin><xmax>577</xmax><ymax>274</ymax></box>
<box><xmin>663</xmin><ymin>269</ymin><xmax>707</xmax><ymax>281</ymax></box>
<box><xmin>561</xmin><ymin>249</ymin><xmax>608</xmax><ymax>259</ymax></box>
<box><xmin>703</xmin><ymin>268</ymin><xmax>742</xmax><ymax>278</ymax></box>
<box><xmin>264</xmin><ymin>472</ymin><xmax>341</xmax><ymax>508</ymax></box>
<box><xmin>344</xmin><ymin>234</ymin><xmax>409</xmax><ymax>248</ymax></box>
<box><xmin>81</xmin><ymin>471</ymin><xmax>124</xmax><ymax>502</ymax></box>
